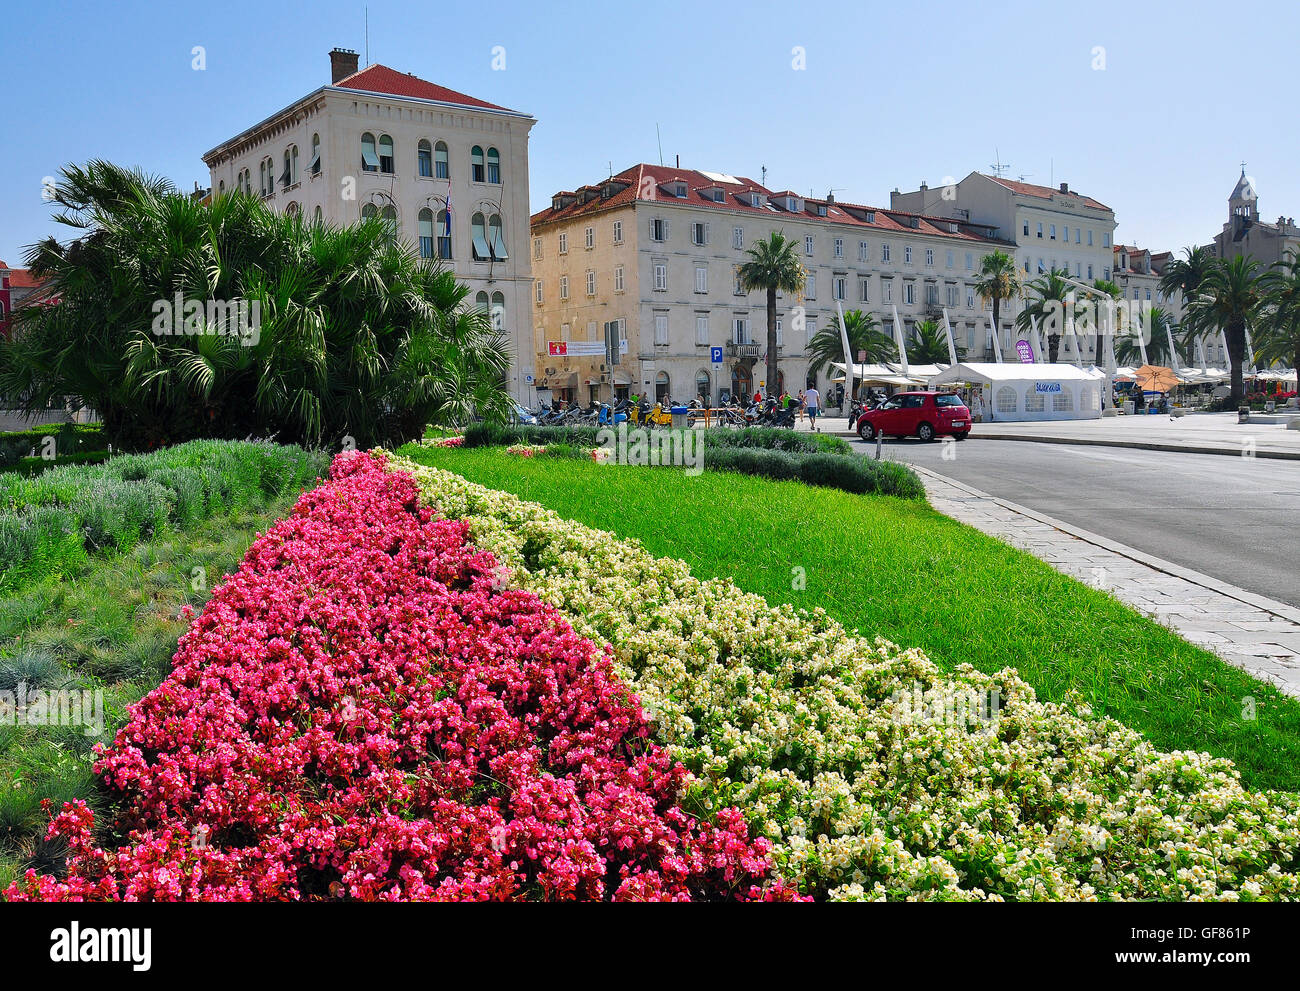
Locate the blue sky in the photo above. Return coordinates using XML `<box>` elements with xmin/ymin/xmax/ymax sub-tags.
<box><xmin>2</xmin><ymin>0</ymin><xmax>1296</xmax><ymax>267</ymax></box>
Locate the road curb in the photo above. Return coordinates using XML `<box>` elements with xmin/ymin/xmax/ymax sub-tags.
<box><xmin>964</xmin><ymin>432</ymin><xmax>1300</xmax><ymax>461</ymax></box>
<box><xmin>908</xmin><ymin>463</ymin><xmax>1300</xmax><ymax>626</ymax></box>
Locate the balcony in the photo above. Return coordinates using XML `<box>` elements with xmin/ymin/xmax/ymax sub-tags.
<box><xmin>725</xmin><ymin>343</ymin><xmax>761</xmax><ymax>358</ymax></box>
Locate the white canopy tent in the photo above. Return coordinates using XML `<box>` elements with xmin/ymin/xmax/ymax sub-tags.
<box><xmin>931</xmin><ymin>362</ymin><xmax>1105</xmax><ymax>422</ymax></box>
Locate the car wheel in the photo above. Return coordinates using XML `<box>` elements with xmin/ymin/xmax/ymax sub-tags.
<box><xmin>953</xmin><ymin>431</ymin><xmax>969</xmax><ymax>441</ymax></box>
<box><xmin>858</xmin><ymin>420</ymin><xmax>876</xmax><ymax>441</ymax></box>
<box><xmin>917</xmin><ymin>422</ymin><xmax>935</xmax><ymax>442</ymax></box>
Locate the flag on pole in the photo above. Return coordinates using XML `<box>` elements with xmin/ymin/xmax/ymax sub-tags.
<box><xmin>444</xmin><ymin>188</ymin><xmax>453</xmax><ymax>235</ymax></box>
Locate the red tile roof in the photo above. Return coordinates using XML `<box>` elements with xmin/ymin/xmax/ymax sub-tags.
<box><xmin>333</xmin><ymin>64</ymin><xmax>516</xmax><ymax>113</ymax></box>
<box><xmin>982</xmin><ymin>174</ymin><xmax>1111</xmax><ymax>212</ymax></box>
<box><xmin>6</xmin><ymin>268</ymin><xmax>45</xmax><ymax>289</ymax></box>
<box><xmin>531</xmin><ymin>164</ymin><xmax>1013</xmax><ymax>246</ymax></box>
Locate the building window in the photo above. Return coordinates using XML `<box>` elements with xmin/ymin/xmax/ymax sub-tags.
<box><xmin>559</xmin><ymin>275</ymin><xmax>569</xmax><ymax>300</ymax></box>
<box><xmin>733</xmin><ymin>317</ymin><xmax>748</xmax><ymax>344</ymax></box>
<box><xmin>733</xmin><ymin>227</ymin><xmax>744</xmax><ymax>249</ymax></box>
<box><xmin>883</xmin><ymin>279</ymin><xmax>893</xmax><ymax>303</ymax></box>
<box><xmin>654</xmin><ymin>311</ymin><xmax>669</xmax><ymax>345</ymax></box>
<box><xmin>471</xmin><ymin>214</ymin><xmax>490</xmax><ymax>260</ymax></box>
<box><xmin>1062</xmin><ymin>225</ymin><xmax>1069</xmax><ymax>242</ymax></box>
<box><xmin>1103</xmin><ymin>233</ymin><xmax>1111</xmax><ymax>248</ymax></box>
<box><xmin>361</xmin><ymin>133</ymin><xmax>379</xmax><ymax>173</ymax></box>
<box><xmin>734</xmin><ymin>272</ymin><xmax>745</xmax><ymax>295</ymax></box>
<box><xmin>833</xmin><ymin>276</ymin><xmax>846</xmax><ymax>301</ymax></box>
<box><xmin>859</xmin><ymin>241</ymin><xmax>869</xmax><ymax>262</ymax></box>
<box><xmin>586</xmin><ymin>270</ymin><xmax>596</xmax><ymax>296</ymax></box>
<box><xmin>859</xmin><ymin>278</ymin><xmax>870</xmax><ymax>302</ymax></box>
<box><xmin>309</xmin><ymin>134</ymin><xmax>321</xmax><ymax>176</ymax></box>
<box><xmin>613</xmin><ymin>220</ymin><xmax>623</xmax><ymax>244</ymax></box>
<box><xmin>488</xmin><ymin>214</ymin><xmax>508</xmax><ymax>260</ymax></box>
<box><xmin>471</xmin><ymin>146</ymin><xmax>485</xmax><ymax>182</ymax></box>
<box><xmin>925</xmin><ymin>248</ymin><xmax>934</xmax><ymax>266</ymax></box>
<box><xmin>776</xmin><ymin>318</ymin><xmax>783</xmax><ymax>346</ymax></box>
<box><xmin>946</xmin><ymin>285</ymin><xmax>957</xmax><ymax>307</ymax></box>
<box><xmin>966</xmin><ymin>288</ymin><xmax>975</xmax><ymax>309</ymax></box>
<box><xmin>1035</xmin><ymin>222</ymin><xmax>1043</xmax><ymax>238</ymax></box>
<box><xmin>905</xmin><ymin>245</ymin><xmax>913</xmax><ymax>265</ymax></box>
<box><xmin>696</xmin><ymin>368</ymin><xmax>711</xmax><ymax>400</ymax></box>
<box><xmin>695</xmin><ymin>313</ymin><xmax>709</xmax><ymax>345</ymax></box>
<box><xmin>614</xmin><ymin>265</ymin><xmax>625</xmax><ymax>292</ymax></box>
<box><xmin>996</xmin><ymin>386</ymin><xmax>1017</xmax><ymax>415</ymax></box>
<box><xmin>486</xmin><ymin>147</ymin><xmax>501</xmax><ymax>184</ymax></box>
<box><xmin>805</xmin><ymin>235</ymin><xmax>815</xmax><ymax>255</ymax></box>
<box><xmin>536</xmin><ymin>281</ymin><xmax>543</xmax><ymax>304</ymax></box>
<box><xmin>965</xmin><ymin>252</ymin><xmax>973</xmax><ymax>270</ymax></box>
<box><xmin>1087</xmin><ymin>264</ymin><xmax>1093</xmax><ymax>279</ymax></box>
<box><xmin>1023</xmin><ymin>220</ymin><xmax>1030</xmax><ymax>236</ymax></box>
<box><xmin>313</xmin><ymin>205</ymin><xmax>322</xmax><ymax>224</ymax></box>
<box><xmin>806</xmin><ymin>273</ymin><xmax>816</xmax><ymax>299</ymax></box>
<box><xmin>378</xmin><ymin>135</ymin><xmax>394</xmax><ymax>174</ymax></box>
<box><xmin>1087</xmin><ymin>230</ymin><xmax>1094</xmax><ymax>246</ymax></box>
<box><xmin>558</xmin><ymin>232</ymin><xmax>568</xmax><ymax>254</ymax></box>
<box><xmin>418</xmin><ymin>208</ymin><xmax>435</xmax><ymax>258</ymax></box>
<box><xmin>436</xmin><ymin>211</ymin><xmax>452</xmax><ymax>258</ymax></box>
<box><xmin>435</xmin><ymin>141</ymin><xmax>449</xmax><ymax>179</ymax></box>
<box><xmin>655</xmin><ymin>371</ymin><xmax>670</xmax><ymax>401</ymax></box>
<box><xmin>418</xmin><ymin>140</ymin><xmax>433</xmax><ymax>178</ymax></box>
<box><xmin>490</xmin><ymin>292</ymin><xmax>505</xmax><ymax>332</ymax></box>
<box><xmin>692</xmin><ymin>222</ymin><xmax>708</xmax><ymax>246</ymax></box>
<box><xmin>926</xmin><ymin>284</ymin><xmax>938</xmax><ymax>306</ymax></box>
<box><xmin>585</xmin><ymin>226</ymin><xmax>594</xmax><ymax>249</ymax></box>
<box><xmin>651</xmin><ymin>217</ymin><xmax>667</xmax><ymax>241</ymax></box>
<box><xmin>379</xmin><ymin>205</ymin><xmax>398</xmax><ymax>241</ymax></box>
<box><xmin>882</xmin><ymin>243</ymin><xmax>891</xmax><ymax>263</ymax></box>
<box><xmin>654</xmin><ymin>263</ymin><xmax>667</xmax><ymax>291</ymax></box>
<box><xmin>694</xmin><ymin>265</ymin><xmax>708</xmax><ymax>293</ymax></box>
<box><xmin>834</xmin><ymin>237</ymin><xmax>844</xmax><ymax>258</ymax></box>
<box><xmin>905</xmin><ymin>282</ymin><xmax>915</xmax><ymax>305</ymax></box>
<box><xmin>533</xmin><ymin>237</ymin><xmax>543</xmax><ymax>260</ymax></box>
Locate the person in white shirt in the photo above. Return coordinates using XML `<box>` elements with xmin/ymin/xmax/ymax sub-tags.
<box><xmin>803</xmin><ymin>386</ymin><xmax>821</xmax><ymax>431</ymax></box>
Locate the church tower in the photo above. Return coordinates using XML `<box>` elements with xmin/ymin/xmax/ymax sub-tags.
<box><xmin>1229</xmin><ymin>167</ymin><xmax>1258</xmax><ymax>235</ymax></box>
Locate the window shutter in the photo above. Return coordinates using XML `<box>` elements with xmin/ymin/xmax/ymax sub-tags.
<box><xmin>704</xmin><ymin>222</ymin><xmax>711</xmax><ymax>245</ymax></box>
<box><xmin>664</xmin><ymin>219</ymin><xmax>670</xmax><ymax>241</ymax></box>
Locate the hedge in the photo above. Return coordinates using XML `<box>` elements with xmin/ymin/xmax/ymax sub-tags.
<box><xmin>461</xmin><ymin>423</ymin><xmax>852</xmax><ymax>456</ymax></box>
<box><xmin>704</xmin><ymin>447</ymin><xmax>926</xmax><ymax>499</ymax></box>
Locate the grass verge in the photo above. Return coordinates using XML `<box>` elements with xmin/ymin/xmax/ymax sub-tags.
<box><xmin>398</xmin><ymin>444</ymin><xmax>1300</xmax><ymax>793</ymax></box>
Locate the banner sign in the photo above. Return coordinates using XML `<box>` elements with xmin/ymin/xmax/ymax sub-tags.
<box><xmin>1016</xmin><ymin>340</ymin><xmax>1035</xmax><ymax>363</ymax></box>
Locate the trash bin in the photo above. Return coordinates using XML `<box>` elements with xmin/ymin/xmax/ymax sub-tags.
<box><xmin>1122</xmin><ymin>400</ymin><xmax>1135</xmax><ymax>415</ymax></box>
<box><xmin>670</xmin><ymin>406</ymin><xmax>689</xmax><ymax>429</ymax></box>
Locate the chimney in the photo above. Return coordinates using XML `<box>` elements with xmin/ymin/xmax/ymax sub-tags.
<box><xmin>1059</xmin><ymin>182</ymin><xmax>1069</xmax><ymax>193</ymax></box>
<box><xmin>330</xmin><ymin>48</ymin><xmax>359</xmax><ymax>84</ymax></box>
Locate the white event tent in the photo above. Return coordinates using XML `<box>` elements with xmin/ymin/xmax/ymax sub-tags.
<box><xmin>930</xmin><ymin>362</ymin><xmax>1105</xmax><ymax>422</ymax></box>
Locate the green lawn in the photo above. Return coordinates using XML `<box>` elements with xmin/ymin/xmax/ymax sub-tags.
<box><xmin>400</xmin><ymin>445</ymin><xmax>1300</xmax><ymax>794</ymax></box>
<box><xmin>0</xmin><ymin>497</ymin><xmax>304</xmax><ymax>888</ymax></box>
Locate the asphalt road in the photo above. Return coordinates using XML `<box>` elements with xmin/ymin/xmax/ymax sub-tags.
<box><xmin>863</xmin><ymin>437</ymin><xmax>1300</xmax><ymax>608</ymax></box>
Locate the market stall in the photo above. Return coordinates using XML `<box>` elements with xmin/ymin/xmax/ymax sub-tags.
<box><xmin>931</xmin><ymin>362</ymin><xmax>1105</xmax><ymax>422</ymax></box>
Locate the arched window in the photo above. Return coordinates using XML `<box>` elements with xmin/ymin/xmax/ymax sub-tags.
<box><xmin>418</xmin><ymin>208</ymin><xmax>435</xmax><ymax>258</ymax></box>
<box><xmin>361</xmin><ymin>133</ymin><xmax>379</xmax><ymax>173</ymax></box>
<box><xmin>361</xmin><ymin>203</ymin><xmax>378</xmax><ymax>220</ymax></box>
<box><xmin>475</xmin><ymin>291</ymin><xmax>490</xmax><ymax>311</ymax></box>
<box><xmin>313</xmin><ymin>205</ymin><xmax>323</xmax><ymax>224</ymax></box>
<box><xmin>435</xmin><ymin>210</ymin><xmax>452</xmax><ymax>258</ymax></box>
<box><xmin>696</xmin><ymin>369</ymin><xmax>711</xmax><ymax>402</ymax></box>
<box><xmin>281</xmin><ymin>146</ymin><xmax>296</xmax><ymax>188</ymax></box>
<box><xmin>1052</xmin><ymin>388</ymin><xmax>1074</xmax><ymax>413</ymax></box>
<box><xmin>488</xmin><ymin>214</ymin><xmax>508</xmax><ymax>260</ymax></box>
<box><xmin>259</xmin><ymin>159</ymin><xmax>267</xmax><ymax>195</ymax></box>
<box><xmin>486</xmin><ymin>147</ymin><xmax>501</xmax><ymax>184</ymax></box>
<box><xmin>471</xmin><ymin>213</ymin><xmax>490</xmax><ymax>261</ymax></box>
<box><xmin>310</xmin><ymin>134</ymin><xmax>321</xmax><ymax>176</ymax></box>
<box><xmin>435</xmin><ymin>141</ymin><xmax>449</xmax><ymax>179</ymax></box>
<box><xmin>285</xmin><ymin>201</ymin><xmax>300</xmax><ymax>217</ymax></box>
<box><xmin>218</xmin><ymin>179</ymin><xmax>225</xmax><ymax>195</ymax></box>
<box><xmin>380</xmin><ymin>204</ymin><xmax>398</xmax><ymax>240</ymax></box>
<box><xmin>471</xmin><ymin>145</ymin><xmax>485</xmax><ymax>183</ymax></box>
<box><xmin>996</xmin><ymin>386</ymin><xmax>1017</xmax><ymax>415</ymax></box>
<box><xmin>655</xmin><ymin>371</ymin><xmax>670</xmax><ymax>403</ymax></box>
<box><xmin>490</xmin><ymin>291</ymin><xmax>505</xmax><ymax>332</ymax></box>
<box><xmin>378</xmin><ymin>135</ymin><xmax>394</xmax><ymax>174</ymax></box>
<box><xmin>1023</xmin><ymin>388</ymin><xmax>1045</xmax><ymax>413</ymax></box>
<box><xmin>417</xmin><ymin>140</ymin><xmax>432</xmax><ymax>178</ymax></box>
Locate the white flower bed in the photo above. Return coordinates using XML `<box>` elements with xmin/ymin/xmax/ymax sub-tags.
<box><xmin>388</xmin><ymin>454</ymin><xmax>1300</xmax><ymax>901</ymax></box>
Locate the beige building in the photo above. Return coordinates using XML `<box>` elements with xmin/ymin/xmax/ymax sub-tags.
<box><xmin>892</xmin><ymin>173</ymin><xmax>1119</xmax><ymax>361</ymax></box>
<box><xmin>529</xmin><ymin>164</ymin><xmax>1014</xmax><ymax>407</ymax></box>
<box><xmin>202</xmin><ymin>49</ymin><xmax>537</xmax><ymax>402</ymax></box>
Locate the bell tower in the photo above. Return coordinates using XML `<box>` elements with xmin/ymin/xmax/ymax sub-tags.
<box><xmin>1229</xmin><ymin>165</ymin><xmax>1258</xmax><ymax>234</ymax></box>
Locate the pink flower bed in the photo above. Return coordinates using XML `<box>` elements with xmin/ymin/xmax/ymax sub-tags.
<box><xmin>6</xmin><ymin>452</ymin><xmax>794</xmax><ymax>902</ymax></box>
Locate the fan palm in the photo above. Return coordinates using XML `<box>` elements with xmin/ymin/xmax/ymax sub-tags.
<box><xmin>1116</xmin><ymin>306</ymin><xmax>1176</xmax><ymax>367</ymax></box>
<box><xmin>737</xmin><ymin>231</ymin><xmax>806</xmax><ymax>397</ymax></box>
<box><xmin>972</xmin><ymin>250</ymin><xmax>1021</xmax><ymax>357</ymax></box>
<box><xmin>1088</xmin><ymin>279</ymin><xmax>1122</xmax><ymax>362</ymax></box>
<box><xmin>1159</xmin><ymin>245</ymin><xmax>1217</xmax><ymax>359</ymax></box>
<box><xmin>1187</xmin><ymin>256</ymin><xmax>1264</xmax><ymax>405</ymax></box>
<box><xmin>806</xmin><ymin>309</ymin><xmax>893</xmax><ymax>379</ymax></box>
<box><xmin>0</xmin><ymin>160</ymin><xmax>509</xmax><ymax>449</ymax></box>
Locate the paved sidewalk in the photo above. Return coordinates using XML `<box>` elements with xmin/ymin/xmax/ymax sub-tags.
<box><xmin>912</xmin><ymin>464</ymin><xmax>1300</xmax><ymax>698</ymax></box>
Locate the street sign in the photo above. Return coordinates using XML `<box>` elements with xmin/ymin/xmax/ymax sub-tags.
<box><xmin>710</xmin><ymin>346</ymin><xmax>723</xmax><ymax>364</ymax></box>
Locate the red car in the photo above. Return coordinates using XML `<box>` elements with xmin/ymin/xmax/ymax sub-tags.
<box><xmin>856</xmin><ymin>391</ymin><xmax>970</xmax><ymax>442</ymax></box>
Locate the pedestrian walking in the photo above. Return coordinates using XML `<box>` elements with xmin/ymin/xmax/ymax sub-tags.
<box><xmin>804</xmin><ymin>385</ymin><xmax>821</xmax><ymax>432</ymax></box>
<box><xmin>797</xmin><ymin>390</ymin><xmax>806</xmax><ymax>422</ymax></box>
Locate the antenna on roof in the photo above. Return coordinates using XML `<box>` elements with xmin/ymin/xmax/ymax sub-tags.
<box><xmin>989</xmin><ymin>148</ymin><xmax>1009</xmax><ymax>179</ymax></box>
<box><xmin>365</xmin><ymin>6</ymin><xmax>369</xmax><ymax>66</ymax></box>
<box><xmin>761</xmin><ymin>164</ymin><xmax>767</xmax><ymax>186</ymax></box>
<box><xmin>655</xmin><ymin>124</ymin><xmax>663</xmax><ymax>167</ymax></box>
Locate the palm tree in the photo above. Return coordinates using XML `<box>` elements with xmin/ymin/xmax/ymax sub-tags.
<box><xmin>1187</xmin><ymin>256</ymin><xmax>1264</xmax><ymax>406</ymax></box>
<box><xmin>972</xmin><ymin>251</ymin><xmax>1021</xmax><ymax>360</ymax></box>
<box><xmin>1159</xmin><ymin>245</ymin><xmax>1216</xmax><ymax>360</ymax></box>
<box><xmin>1116</xmin><ymin>306</ymin><xmax>1176</xmax><ymax>366</ymax></box>
<box><xmin>1259</xmin><ymin>249</ymin><xmax>1300</xmax><ymax>392</ymax></box>
<box><xmin>0</xmin><ymin>160</ymin><xmax>510</xmax><ymax>449</ymax></box>
<box><xmin>806</xmin><ymin>309</ymin><xmax>893</xmax><ymax>379</ymax></box>
<box><xmin>737</xmin><ymin>231</ymin><xmax>806</xmax><ymax>398</ymax></box>
<box><xmin>908</xmin><ymin>319</ymin><xmax>965</xmax><ymax>364</ymax></box>
<box><xmin>1090</xmin><ymin>279</ymin><xmax>1122</xmax><ymax>362</ymax></box>
<box><xmin>1016</xmin><ymin>268</ymin><xmax>1078</xmax><ymax>363</ymax></box>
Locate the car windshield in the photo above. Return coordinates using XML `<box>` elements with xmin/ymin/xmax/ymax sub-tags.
<box><xmin>880</xmin><ymin>398</ymin><xmax>902</xmax><ymax>409</ymax></box>
<box><xmin>935</xmin><ymin>395</ymin><xmax>966</xmax><ymax>408</ymax></box>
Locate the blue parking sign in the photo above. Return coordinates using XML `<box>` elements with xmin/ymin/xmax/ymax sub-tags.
<box><xmin>710</xmin><ymin>346</ymin><xmax>723</xmax><ymax>364</ymax></box>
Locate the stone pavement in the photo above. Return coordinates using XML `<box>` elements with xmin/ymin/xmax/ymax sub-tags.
<box><xmin>911</xmin><ymin>464</ymin><xmax>1300</xmax><ymax>698</ymax></box>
